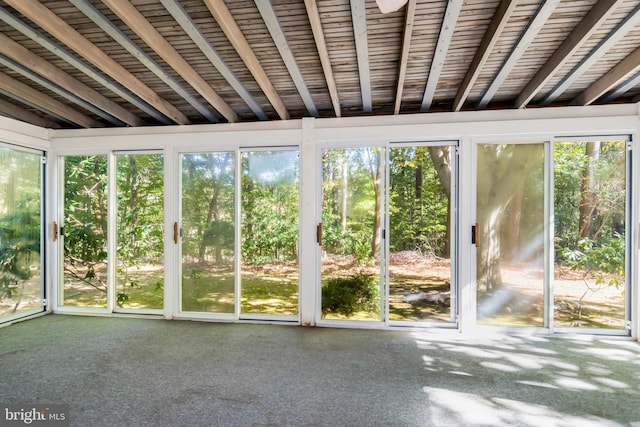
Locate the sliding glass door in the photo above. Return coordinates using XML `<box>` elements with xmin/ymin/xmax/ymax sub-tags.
<box><xmin>319</xmin><ymin>144</ymin><xmax>458</xmax><ymax>325</ymax></box>
<box><xmin>61</xmin><ymin>155</ymin><xmax>109</xmax><ymax>308</ymax></box>
<box><xmin>180</xmin><ymin>152</ymin><xmax>236</xmax><ymax>314</ymax></box>
<box><xmin>240</xmin><ymin>150</ymin><xmax>299</xmax><ymax>319</ymax></box>
<box><xmin>474</xmin><ymin>137</ymin><xmax>630</xmax><ymax>332</ymax></box>
<box><xmin>475</xmin><ymin>143</ymin><xmax>546</xmax><ymax>326</ymax></box>
<box><xmin>388</xmin><ymin>144</ymin><xmax>456</xmax><ymax>324</ymax></box>
<box><xmin>0</xmin><ymin>145</ymin><xmax>44</xmax><ymax>322</ymax></box>
<box><xmin>179</xmin><ymin>148</ymin><xmax>300</xmax><ymax>319</ymax></box>
<box><xmin>60</xmin><ymin>152</ymin><xmax>165</xmax><ymax>313</ymax></box>
<box><xmin>320</xmin><ymin>147</ymin><xmax>385</xmax><ymax>322</ymax></box>
<box><xmin>115</xmin><ymin>152</ymin><xmax>164</xmax><ymax>312</ymax></box>
<box><xmin>553</xmin><ymin>139</ymin><xmax>628</xmax><ymax>330</ymax></box>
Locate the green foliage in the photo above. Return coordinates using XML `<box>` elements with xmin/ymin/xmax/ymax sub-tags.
<box><xmin>321</xmin><ymin>147</ymin><xmax>452</xmax><ymax>264</ymax></box>
<box><xmin>321</xmin><ymin>148</ymin><xmax>382</xmax><ymax>263</ymax></box>
<box><xmin>0</xmin><ymin>149</ymin><xmax>41</xmax><ymax>303</ymax></box>
<box><xmin>64</xmin><ymin>155</ymin><xmax>108</xmax><ymax>268</ymax></box>
<box><xmin>0</xmin><ymin>205</ymin><xmax>40</xmax><ymax>299</ymax></box>
<box><xmin>561</xmin><ymin>234</ymin><xmax>625</xmax><ymax>288</ymax></box>
<box><xmin>322</xmin><ymin>273</ymin><xmax>379</xmax><ymax>316</ymax></box>
<box><xmin>389</xmin><ymin>147</ymin><xmax>450</xmax><ymax>256</ymax></box>
<box><xmin>182</xmin><ymin>152</ymin><xmax>235</xmax><ymax>263</ymax></box>
<box><xmin>241</xmin><ymin>155</ymin><xmax>299</xmax><ymax>265</ymax></box>
<box><xmin>554</xmin><ymin>141</ymin><xmax>626</xmax><ymax>255</ymax></box>
<box><xmin>115</xmin><ymin>154</ymin><xmax>164</xmax><ymax>306</ymax></box>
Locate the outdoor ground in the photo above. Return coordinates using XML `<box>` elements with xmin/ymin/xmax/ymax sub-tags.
<box><xmin>1</xmin><ymin>253</ymin><xmax>627</xmax><ymax>329</ymax></box>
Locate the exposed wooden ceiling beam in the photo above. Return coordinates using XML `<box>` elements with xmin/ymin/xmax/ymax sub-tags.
<box><xmin>573</xmin><ymin>46</ymin><xmax>640</xmax><ymax>105</ymax></box>
<box><xmin>0</xmin><ymin>54</ymin><xmax>124</xmax><ymax>126</ymax></box>
<box><xmin>101</xmin><ymin>0</ymin><xmax>238</xmax><ymax>123</ymax></box>
<box><xmin>3</xmin><ymin>0</ymin><xmax>189</xmax><ymax>125</ymax></box>
<box><xmin>0</xmin><ymin>6</ymin><xmax>170</xmax><ymax>124</ymax></box>
<box><xmin>516</xmin><ymin>0</ymin><xmax>620</xmax><ymax>109</ymax></box>
<box><xmin>71</xmin><ymin>0</ymin><xmax>218</xmax><ymax>123</ymax></box>
<box><xmin>453</xmin><ymin>0</ymin><xmax>517</xmax><ymax>112</ymax></box>
<box><xmin>394</xmin><ymin>0</ymin><xmax>417</xmax><ymax>115</ymax></box>
<box><xmin>160</xmin><ymin>0</ymin><xmax>267</xmax><ymax>121</ymax></box>
<box><xmin>0</xmin><ymin>97</ymin><xmax>60</xmax><ymax>128</ymax></box>
<box><xmin>477</xmin><ymin>0</ymin><xmax>561</xmax><ymax>109</ymax></box>
<box><xmin>256</xmin><ymin>0</ymin><xmax>318</xmax><ymax>117</ymax></box>
<box><xmin>304</xmin><ymin>0</ymin><xmax>341</xmax><ymax>117</ymax></box>
<box><xmin>541</xmin><ymin>3</ymin><xmax>640</xmax><ymax>106</ymax></box>
<box><xmin>203</xmin><ymin>0</ymin><xmax>289</xmax><ymax>120</ymax></box>
<box><xmin>421</xmin><ymin>0</ymin><xmax>463</xmax><ymax>113</ymax></box>
<box><xmin>0</xmin><ymin>71</ymin><xmax>101</xmax><ymax>128</ymax></box>
<box><xmin>0</xmin><ymin>87</ymin><xmax>75</xmax><ymax>127</ymax></box>
<box><xmin>350</xmin><ymin>0</ymin><xmax>372</xmax><ymax>112</ymax></box>
<box><xmin>0</xmin><ymin>32</ymin><xmax>139</xmax><ymax>127</ymax></box>
<box><xmin>600</xmin><ymin>71</ymin><xmax>640</xmax><ymax>103</ymax></box>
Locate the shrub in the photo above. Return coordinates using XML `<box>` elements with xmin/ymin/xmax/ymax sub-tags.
<box><xmin>322</xmin><ymin>273</ymin><xmax>379</xmax><ymax>316</ymax></box>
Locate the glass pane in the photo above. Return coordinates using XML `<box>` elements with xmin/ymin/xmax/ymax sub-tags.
<box><xmin>240</xmin><ymin>150</ymin><xmax>299</xmax><ymax>316</ymax></box>
<box><xmin>389</xmin><ymin>146</ymin><xmax>453</xmax><ymax>322</ymax></box>
<box><xmin>181</xmin><ymin>153</ymin><xmax>235</xmax><ymax>313</ymax></box>
<box><xmin>321</xmin><ymin>148</ymin><xmax>383</xmax><ymax>321</ymax></box>
<box><xmin>554</xmin><ymin>140</ymin><xmax>626</xmax><ymax>329</ymax></box>
<box><xmin>116</xmin><ymin>154</ymin><xmax>164</xmax><ymax>310</ymax></box>
<box><xmin>62</xmin><ymin>155</ymin><xmax>108</xmax><ymax>307</ymax></box>
<box><xmin>476</xmin><ymin>144</ymin><xmax>545</xmax><ymax>326</ymax></box>
<box><xmin>0</xmin><ymin>148</ymin><xmax>42</xmax><ymax>320</ymax></box>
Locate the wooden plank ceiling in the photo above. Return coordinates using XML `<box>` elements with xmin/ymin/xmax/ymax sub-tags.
<box><xmin>0</xmin><ymin>0</ymin><xmax>639</xmax><ymax>129</ymax></box>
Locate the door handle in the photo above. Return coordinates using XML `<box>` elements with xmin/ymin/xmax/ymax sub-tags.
<box><xmin>173</xmin><ymin>222</ymin><xmax>179</xmax><ymax>244</ymax></box>
<box><xmin>317</xmin><ymin>223</ymin><xmax>322</xmax><ymax>246</ymax></box>
<box><xmin>472</xmin><ymin>223</ymin><xmax>480</xmax><ymax>247</ymax></box>
<box><xmin>52</xmin><ymin>221</ymin><xmax>57</xmax><ymax>242</ymax></box>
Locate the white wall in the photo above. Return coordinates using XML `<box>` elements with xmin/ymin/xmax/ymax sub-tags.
<box><xmin>0</xmin><ymin>115</ymin><xmax>50</xmax><ymax>151</ymax></box>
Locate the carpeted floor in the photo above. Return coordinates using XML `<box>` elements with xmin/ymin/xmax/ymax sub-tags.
<box><xmin>1</xmin><ymin>315</ymin><xmax>639</xmax><ymax>426</ymax></box>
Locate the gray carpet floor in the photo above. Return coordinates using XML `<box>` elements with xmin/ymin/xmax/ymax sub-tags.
<box><xmin>1</xmin><ymin>315</ymin><xmax>639</xmax><ymax>426</ymax></box>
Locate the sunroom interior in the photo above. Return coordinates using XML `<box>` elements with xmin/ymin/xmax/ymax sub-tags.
<box><xmin>0</xmin><ymin>0</ymin><xmax>639</xmax><ymax>342</ymax></box>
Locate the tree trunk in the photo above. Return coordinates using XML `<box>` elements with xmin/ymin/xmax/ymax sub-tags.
<box><xmin>415</xmin><ymin>163</ymin><xmax>423</xmax><ymax>201</ymax></box>
<box><xmin>198</xmin><ymin>153</ymin><xmax>230</xmax><ymax>263</ymax></box>
<box><xmin>95</xmin><ymin>159</ymin><xmax>107</xmax><ymax>237</ymax></box>
<box><xmin>127</xmin><ymin>156</ymin><xmax>140</xmax><ymax>257</ymax></box>
<box><xmin>476</xmin><ymin>144</ymin><xmax>543</xmax><ymax>289</ymax></box>
<box><xmin>477</xmin><ymin>205</ymin><xmax>504</xmax><ymax>290</ymax></box>
<box><xmin>340</xmin><ymin>153</ymin><xmax>348</xmax><ymax>233</ymax></box>
<box><xmin>370</xmin><ymin>149</ymin><xmax>383</xmax><ymax>258</ymax></box>
<box><xmin>579</xmin><ymin>141</ymin><xmax>600</xmax><ymax>239</ymax></box>
<box><xmin>504</xmin><ymin>187</ymin><xmax>523</xmax><ymax>261</ymax></box>
<box><xmin>428</xmin><ymin>146</ymin><xmax>452</xmax><ymax>256</ymax></box>
<box><xmin>428</xmin><ymin>146</ymin><xmax>452</xmax><ymax>195</ymax></box>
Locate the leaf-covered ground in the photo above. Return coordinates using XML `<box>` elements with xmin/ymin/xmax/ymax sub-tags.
<box><xmin>5</xmin><ymin>254</ymin><xmax>626</xmax><ymax>329</ymax></box>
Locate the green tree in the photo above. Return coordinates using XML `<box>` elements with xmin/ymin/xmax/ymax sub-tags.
<box><xmin>0</xmin><ymin>149</ymin><xmax>41</xmax><ymax>314</ymax></box>
<box><xmin>116</xmin><ymin>154</ymin><xmax>164</xmax><ymax>306</ymax></box>
<box><xmin>63</xmin><ymin>155</ymin><xmax>108</xmax><ymax>296</ymax></box>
